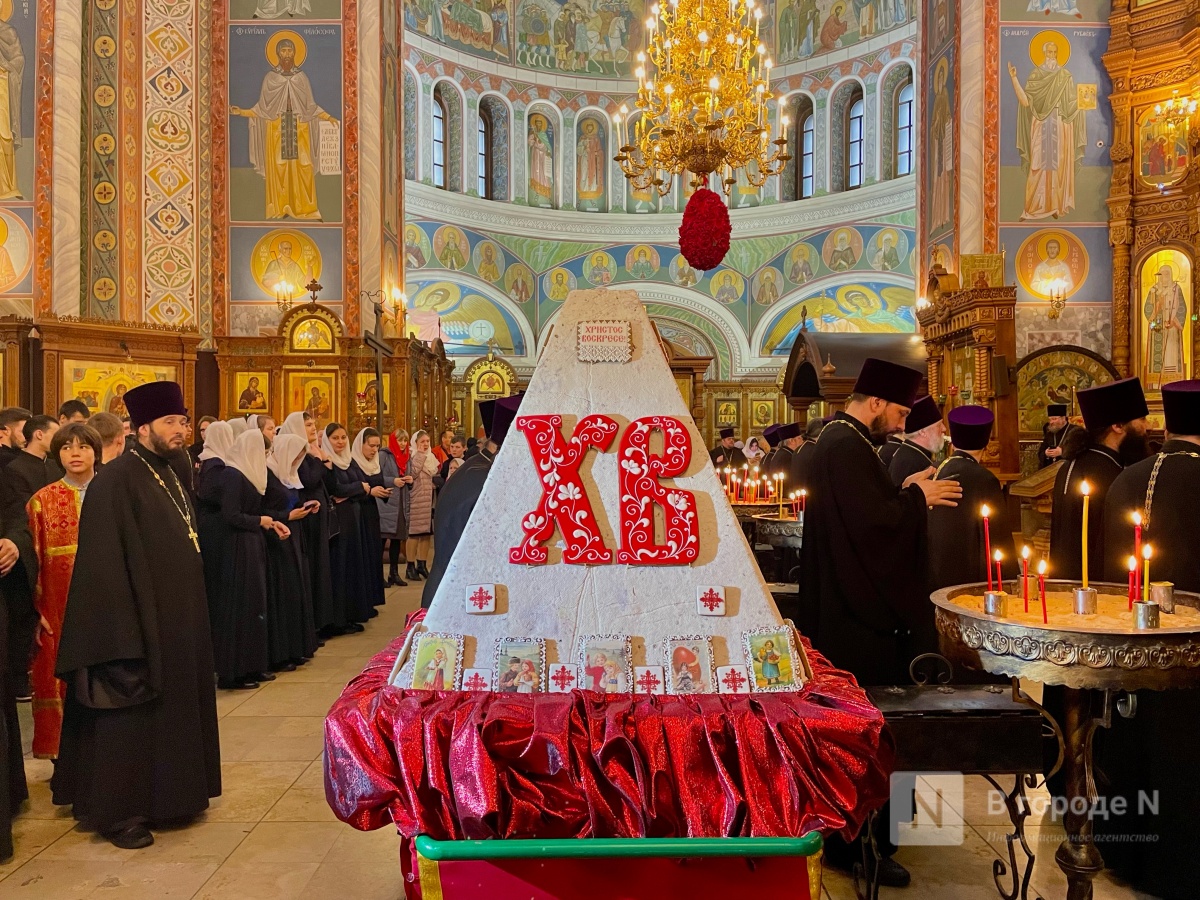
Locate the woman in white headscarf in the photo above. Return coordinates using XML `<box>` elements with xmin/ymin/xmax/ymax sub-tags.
<box><xmin>320</xmin><ymin>422</ymin><xmax>376</xmax><ymax>627</ymax></box>
<box><xmin>262</xmin><ymin>433</ymin><xmax>318</xmax><ymax>669</ymax></box>
<box><xmin>228</xmin><ymin>418</ymin><xmax>249</xmax><ymax>438</ymax></box>
<box><xmin>196</xmin><ymin>420</ymin><xmax>236</xmax><ymax>634</ymax></box>
<box><xmin>278</xmin><ymin>411</ymin><xmax>341</xmax><ymax>636</ymax></box>
<box><xmin>209</xmin><ymin>430</ymin><xmax>290</xmax><ymax>690</ymax></box>
<box><xmin>350</xmin><ymin>428</ymin><xmax>393</xmax><ymax>610</ymax></box>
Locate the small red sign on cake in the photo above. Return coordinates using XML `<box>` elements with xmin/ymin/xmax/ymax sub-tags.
<box><xmin>716</xmin><ymin>665</ymin><xmax>752</xmax><ymax>695</ymax></box>
<box><xmin>697</xmin><ymin>585</ymin><xmax>726</xmax><ymax>616</ymax></box>
<box><xmin>577</xmin><ymin>320</ymin><xmax>632</xmax><ymax>363</ymax></box>
<box><xmin>634</xmin><ymin>666</ymin><xmax>666</xmax><ymax>695</ymax></box>
<box><xmin>548</xmin><ymin>664</ymin><xmax>580</xmax><ymax>694</ymax></box>
<box><xmin>461</xmin><ymin>668</ymin><xmax>493</xmax><ymax>692</ymax></box>
<box><xmin>465</xmin><ymin>583</ymin><xmax>497</xmax><ymax>614</ymax></box>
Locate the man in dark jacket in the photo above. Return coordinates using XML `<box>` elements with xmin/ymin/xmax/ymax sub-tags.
<box><xmin>886</xmin><ymin>395</ymin><xmax>945</xmax><ymax>487</ymax></box>
<box><xmin>0</xmin><ymin>408</ymin><xmax>29</xmax><ymax>469</ymax></box>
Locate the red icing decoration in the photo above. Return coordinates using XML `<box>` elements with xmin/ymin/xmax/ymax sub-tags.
<box><xmin>510</xmin><ymin>414</ymin><xmax>620</xmax><ymax>565</ymax></box>
<box><xmin>636</xmin><ymin>669</ymin><xmax>662</xmax><ymax>693</ymax></box>
<box><xmin>720</xmin><ymin>668</ymin><xmax>748</xmax><ymax>692</ymax></box>
<box><xmin>615</xmin><ymin>416</ymin><xmax>699</xmax><ymax>565</ymax></box>
<box><xmin>469</xmin><ymin>587</ymin><xmax>493</xmax><ymax>610</ymax></box>
<box><xmin>550</xmin><ymin>666</ymin><xmax>577</xmax><ymax>690</ymax></box>
<box><xmin>464</xmin><ymin>672</ymin><xmax>489</xmax><ymax>691</ymax></box>
<box><xmin>699</xmin><ymin>588</ymin><xmax>723</xmax><ymax>611</ymax></box>
<box><xmin>678</xmin><ymin>188</ymin><xmax>732</xmax><ymax>271</ymax></box>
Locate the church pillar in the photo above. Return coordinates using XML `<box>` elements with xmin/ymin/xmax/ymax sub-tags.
<box><xmin>813</xmin><ymin>95</ymin><xmax>828</xmax><ymax>196</ymax></box>
<box><xmin>47</xmin><ymin>0</ymin><xmax>84</xmax><ymax>318</ymax></box>
<box><xmin>561</xmin><ymin>108</ymin><xmax>576</xmax><ymax>210</ymax></box>
<box><xmin>863</xmin><ymin>80</ymin><xmax>878</xmax><ymax>186</ymax></box>
<box><xmin>465</xmin><ymin>94</ymin><xmax>479</xmax><ymax>197</ymax></box>
<box><xmin>511</xmin><ymin>106</ymin><xmax>526</xmax><ymax>206</ymax></box>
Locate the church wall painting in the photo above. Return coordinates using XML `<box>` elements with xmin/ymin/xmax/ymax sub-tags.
<box><xmin>759</xmin><ymin>280</ymin><xmax>918</xmax><ymax>356</ymax></box>
<box><xmin>234</xmin><ymin>371</ymin><xmax>271</xmax><ymax>413</ymax></box>
<box><xmin>1136</xmin><ymin>105</ymin><xmax>1189</xmax><ymax>190</ymax></box>
<box><xmin>513</xmin><ymin>0</ymin><xmax>642</xmax><ymax>79</ymax></box>
<box><xmin>1137</xmin><ymin>248</ymin><xmax>1192</xmax><ymax>392</ymax></box>
<box><xmin>61</xmin><ymin>360</ymin><xmax>178</xmax><ymax>412</ymax></box>
<box><xmin>230</xmin><ymin>0</ymin><xmax>343</xmax><ymax>19</ymax></box>
<box><xmin>286</xmin><ymin>369</ymin><xmax>339</xmax><ymax>431</ymax></box>
<box><xmin>405</xmin><ymin>279</ymin><xmax>528</xmax><ymax>355</ymax></box>
<box><xmin>776</xmin><ymin>0</ymin><xmax>910</xmax><ymax>65</ymax></box>
<box><xmin>998</xmin><ymin>0</ymin><xmax>1109</xmax><ymax>21</ymax></box>
<box><xmin>0</xmin><ymin>206</ymin><xmax>33</xmax><ymax>297</ymax></box>
<box><xmin>0</xmin><ymin>0</ymin><xmax>35</xmax><ymax>316</ymax></box>
<box><xmin>407</xmin><ymin>0</ymin><xmax>512</xmax><ymax>63</ymax></box>
<box><xmin>574</xmin><ymin>114</ymin><xmax>607</xmax><ymax>212</ymax></box>
<box><xmin>526</xmin><ymin>109</ymin><xmax>555</xmax><ymax>208</ymax></box>
<box><xmin>925</xmin><ymin>47</ymin><xmax>955</xmax><ymax>244</ymax></box>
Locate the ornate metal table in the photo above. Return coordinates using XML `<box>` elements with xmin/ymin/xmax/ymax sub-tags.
<box><xmin>932</xmin><ymin>581</ymin><xmax>1200</xmax><ymax>900</ymax></box>
<box><xmin>752</xmin><ymin>512</ymin><xmax>803</xmax><ymax>549</ymax></box>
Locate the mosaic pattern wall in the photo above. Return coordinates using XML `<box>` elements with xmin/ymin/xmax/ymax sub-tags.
<box><xmin>922</xmin><ymin>0</ymin><xmax>957</xmax><ymax>274</ymax></box>
<box><xmin>0</xmin><ymin>1</ymin><xmax>39</xmax><ymax>317</ymax></box>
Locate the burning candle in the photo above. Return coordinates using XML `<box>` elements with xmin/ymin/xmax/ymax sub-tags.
<box><xmin>1021</xmin><ymin>545</ymin><xmax>1031</xmax><ymax>612</ymax></box>
<box><xmin>1127</xmin><ymin>556</ymin><xmax>1138</xmax><ymax>610</ymax></box>
<box><xmin>1143</xmin><ymin>544</ymin><xmax>1153</xmax><ymax>595</ymax></box>
<box><xmin>777</xmin><ymin>475</ymin><xmax>784</xmax><ymax>519</ymax></box>
<box><xmin>723</xmin><ymin>466</ymin><xmax>731</xmax><ymax>495</ymax></box>
<box><xmin>1080</xmin><ymin>481</ymin><xmax>1091</xmax><ymax>589</ymax></box>
<box><xmin>1132</xmin><ymin>511</ymin><xmax>1143</xmax><ymax>599</ymax></box>
<box><xmin>981</xmin><ymin>504</ymin><xmax>993</xmax><ymax>592</ymax></box>
<box><xmin>1037</xmin><ymin>560</ymin><xmax>1048</xmax><ymax>625</ymax></box>
<box><xmin>994</xmin><ymin>550</ymin><xmax>1004</xmax><ymax>594</ymax></box>
<box><xmin>800</xmin><ymin>489</ymin><xmax>807</xmax><ymax>514</ymax></box>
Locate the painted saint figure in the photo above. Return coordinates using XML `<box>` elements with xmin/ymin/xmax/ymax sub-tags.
<box><xmin>1029</xmin><ymin>238</ymin><xmax>1074</xmax><ymax>296</ymax></box>
<box><xmin>828</xmin><ymin>231</ymin><xmax>858</xmax><ymax>271</ymax></box>
<box><xmin>0</xmin><ymin>20</ymin><xmax>24</xmax><ymax>200</ymax></box>
<box><xmin>527</xmin><ymin>114</ymin><xmax>554</xmax><ymax>207</ymax></box>
<box><xmin>419</xmin><ymin>648</ymin><xmax>448</xmax><ymax>690</ymax></box>
<box><xmin>231</xmin><ymin>38</ymin><xmax>339</xmax><ymax>220</ymax></box>
<box><xmin>252</xmin><ymin>0</ymin><xmax>313</xmax><ymax>17</ymax></box>
<box><xmin>1009</xmin><ymin>38</ymin><xmax>1085</xmax><ymax>221</ymax></box>
<box><xmin>1143</xmin><ymin>265</ymin><xmax>1188</xmax><ymax>389</ymax></box>
<box><xmin>576</xmin><ymin>119</ymin><xmax>604</xmax><ymax>198</ymax></box>
<box><xmin>238</xmin><ymin>377</ymin><xmax>266</xmax><ymax>410</ymax></box>
<box><xmin>872</xmin><ymin>233</ymin><xmax>901</xmax><ymax>271</ymax></box>
<box><xmin>930</xmin><ymin>58</ymin><xmax>953</xmax><ymax>233</ymax></box>
<box><xmin>263</xmin><ymin>239</ymin><xmax>309</xmax><ymax>292</ymax></box>
<box><xmin>755</xmin><ymin>270</ymin><xmax>780</xmax><ymax>306</ymax></box>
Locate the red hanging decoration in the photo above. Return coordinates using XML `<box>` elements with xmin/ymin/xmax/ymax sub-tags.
<box><xmin>616</xmin><ymin>416</ymin><xmax>699</xmax><ymax>565</ymax></box>
<box><xmin>678</xmin><ymin>187</ymin><xmax>731</xmax><ymax>271</ymax></box>
<box><xmin>509</xmin><ymin>414</ymin><xmax>620</xmax><ymax>565</ymax></box>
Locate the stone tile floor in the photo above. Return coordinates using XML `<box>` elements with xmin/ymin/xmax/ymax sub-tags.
<box><xmin>2</xmin><ymin>581</ymin><xmax>1161</xmax><ymax>899</ymax></box>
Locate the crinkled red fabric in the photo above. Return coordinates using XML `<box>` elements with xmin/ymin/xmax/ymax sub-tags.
<box><xmin>324</xmin><ymin>611</ymin><xmax>893</xmax><ymax>842</ymax></box>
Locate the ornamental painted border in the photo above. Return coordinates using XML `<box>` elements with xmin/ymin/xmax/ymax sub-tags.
<box><xmin>741</xmin><ymin>624</ymin><xmax>804</xmax><ymax>692</ymax></box>
<box><xmin>660</xmin><ymin>635</ymin><xmax>716</xmax><ymax>695</ymax></box>
<box><xmin>491</xmin><ymin>636</ymin><xmax>548</xmax><ymax>693</ymax></box>
<box><xmin>409</xmin><ymin>631</ymin><xmax>465</xmax><ymax>691</ymax></box>
<box><xmin>575</xmin><ymin>633</ymin><xmax>633</xmax><ymax>694</ymax></box>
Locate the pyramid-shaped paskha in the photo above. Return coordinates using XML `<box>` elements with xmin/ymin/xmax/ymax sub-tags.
<box><xmin>393</xmin><ymin>289</ymin><xmax>788</xmax><ymax>686</ymax></box>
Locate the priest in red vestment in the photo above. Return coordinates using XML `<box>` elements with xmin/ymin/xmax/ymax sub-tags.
<box><xmin>28</xmin><ymin>423</ymin><xmax>101</xmax><ymax>759</ymax></box>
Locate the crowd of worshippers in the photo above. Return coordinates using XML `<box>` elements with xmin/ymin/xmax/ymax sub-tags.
<box><xmin>0</xmin><ymin>385</ymin><xmax>509</xmax><ymax>855</ymax></box>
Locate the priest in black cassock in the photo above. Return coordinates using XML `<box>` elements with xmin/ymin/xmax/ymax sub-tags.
<box><xmin>788</xmin><ymin>417</ymin><xmax>825</xmax><ymax>491</ymax></box>
<box><xmin>708</xmin><ymin>427</ymin><xmax>747</xmax><ymax>469</ymax></box>
<box><xmin>1092</xmin><ymin>380</ymin><xmax>1200</xmax><ymax>900</ymax></box>
<box><xmin>757</xmin><ymin>424</ymin><xmax>779</xmax><ymax>474</ymax></box>
<box><xmin>927</xmin><ymin>405</ymin><xmax>1014</xmax><ymax>591</ymax></box>
<box><xmin>765</xmin><ymin>421</ymin><xmax>802</xmax><ymax>477</ymax></box>
<box><xmin>801</xmin><ymin>358</ymin><xmax>961</xmax><ymax>888</ymax></box>
<box><xmin>52</xmin><ymin>382</ymin><xmax>220</xmax><ymax>850</ymax></box>
<box><xmin>886</xmin><ymin>395</ymin><xmax>945</xmax><ymax>487</ymax></box>
<box><xmin>1037</xmin><ymin>403</ymin><xmax>1082</xmax><ymax>468</ymax></box>
<box><xmin>422</xmin><ymin>393</ymin><xmax>523</xmax><ymax>606</ymax></box>
<box><xmin>877</xmin><ymin>433</ymin><xmax>904</xmax><ymax>468</ymax></box>
<box><xmin>1048</xmin><ymin>378</ymin><xmax>1148</xmax><ymax>582</ymax></box>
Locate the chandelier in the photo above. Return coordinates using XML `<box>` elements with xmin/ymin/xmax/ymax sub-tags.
<box><xmin>1150</xmin><ymin>90</ymin><xmax>1198</xmax><ymax>134</ymax></box>
<box><xmin>613</xmin><ymin>0</ymin><xmax>790</xmax><ymax>198</ymax></box>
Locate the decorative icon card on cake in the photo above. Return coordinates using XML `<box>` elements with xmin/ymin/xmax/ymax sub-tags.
<box><xmin>547</xmin><ymin>664</ymin><xmax>580</xmax><ymax>693</ymax></box>
<box><xmin>577</xmin><ymin>634</ymin><xmax>632</xmax><ymax>693</ymax></box>
<box><xmin>743</xmin><ymin>626</ymin><xmax>803</xmax><ymax>692</ymax></box>
<box><xmin>493</xmin><ymin>637</ymin><xmax>547</xmax><ymax>693</ymax></box>
<box><xmin>410</xmin><ymin>633</ymin><xmax>464</xmax><ymax>691</ymax></box>
<box><xmin>461</xmin><ymin>669</ymin><xmax>493</xmax><ymax>691</ymax></box>
<box><xmin>663</xmin><ymin>636</ymin><xmax>716</xmax><ymax>694</ymax></box>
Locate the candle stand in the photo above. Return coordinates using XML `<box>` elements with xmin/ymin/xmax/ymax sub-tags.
<box><xmin>932</xmin><ymin>581</ymin><xmax>1200</xmax><ymax>900</ymax></box>
<box><xmin>752</xmin><ymin>512</ymin><xmax>803</xmax><ymax>549</ymax></box>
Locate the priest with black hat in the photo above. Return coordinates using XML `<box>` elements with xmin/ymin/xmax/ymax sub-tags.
<box><xmin>789</xmin><ymin>417</ymin><xmax>825</xmax><ymax>490</ymax></box>
<box><xmin>758</xmin><ymin>424</ymin><xmax>780</xmax><ymax>473</ymax></box>
<box><xmin>422</xmin><ymin>393</ymin><xmax>523</xmax><ymax>606</ymax></box>
<box><xmin>1048</xmin><ymin>377</ymin><xmax>1148</xmax><ymax>582</ymax></box>
<box><xmin>1038</xmin><ymin>402</ymin><xmax>1082</xmax><ymax>468</ymax></box>
<box><xmin>708</xmin><ymin>427</ymin><xmax>747</xmax><ymax>469</ymax></box>
<box><xmin>801</xmin><ymin>358</ymin><xmax>961</xmax><ymax>888</ymax></box>
<box><xmin>886</xmin><ymin>395</ymin><xmax>946</xmax><ymax>487</ymax></box>
<box><xmin>765</xmin><ymin>421</ymin><xmax>802</xmax><ymax>478</ymax></box>
<box><xmin>1092</xmin><ymin>379</ymin><xmax>1200</xmax><ymax>900</ymax></box>
<box><xmin>928</xmin><ymin>405</ymin><xmax>1014</xmax><ymax>591</ymax></box>
<box><xmin>51</xmin><ymin>381</ymin><xmax>220</xmax><ymax>850</ymax></box>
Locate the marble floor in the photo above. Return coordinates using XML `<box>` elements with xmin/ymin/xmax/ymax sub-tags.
<box><xmin>1</xmin><ymin>580</ymin><xmax>1163</xmax><ymax>900</ymax></box>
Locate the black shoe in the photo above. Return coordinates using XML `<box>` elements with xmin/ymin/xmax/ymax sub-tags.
<box><xmin>13</xmin><ymin>674</ymin><xmax>31</xmax><ymax>702</ymax></box>
<box><xmin>874</xmin><ymin>857</ymin><xmax>911</xmax><ymax>889</ymax></box>
<box><xmin>218</xmin><ymin>677</ymin><xmax>258</xmax><ymax>691</ymax></box>
<box><xmin>104</xmin><ymin>823</ymin><xmax>154</xmax><ymax>850</ymax></box>
<box><xmin>387</xmin><ymin>566</ymin><xmax>401</xmax><ymax>586</ymax></box>
<box><xmin>405</xmin><ymin>563</ymin><xmax>418</xmax><ymax>582</ymax></box>
<box><xmin>272</xmin><ymin>662</ymin><xmax>297</xmax><ymax>673</ymax></box>
<box><xmin>254</xmin><ymin>671</ymin><xmax>278</xmax><ymax>682</ymax></box>
<box><xmin>345</xmin><ymin>623</ymin><xmax>365</xmax><ymax>633</ymax></box>
<box><xmin>416</xmin><ymin>561</ymin><xmax>430</xmax><ymax>580</ymax></box>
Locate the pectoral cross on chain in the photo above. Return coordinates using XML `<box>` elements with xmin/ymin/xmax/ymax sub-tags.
<box><xmin>188</xmin><ymin>528</ymin><xmax>200</xmax><ymax>553</ymax></box>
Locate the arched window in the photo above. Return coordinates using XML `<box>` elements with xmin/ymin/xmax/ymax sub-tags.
<box><xmin>799</xmin><ymin>112</ymin><xmax>815</xmax><ymax>198</ymax></box>
<box><xmin>846</xmin><ymin>94</ymin><xmax>865</xmax><ymax>190</ymax></box>
<box><xmin>478</xmin><ymin>111</ymin><xmax>492</xmax><ymax>199</ymax></box>
<box><xmin>896</xmin><ymin>82</ymin><xmax>914</xmax><ymax>177</ymax></box>
<box><xmin>432</xmin><ymin>94</ymin><xmax>447</xmax><ymax>190</ymax></box>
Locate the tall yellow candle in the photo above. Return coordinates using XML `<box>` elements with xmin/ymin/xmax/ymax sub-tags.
<box><xmin>1143</xmin><ymin>543</ymin><xmax>1153</xmax><ymax>595</ymax></box>
<box><xmin>1080</xmin><ymin>480</ymin><xmax>1091</xmax><ymax>588</ymax></box>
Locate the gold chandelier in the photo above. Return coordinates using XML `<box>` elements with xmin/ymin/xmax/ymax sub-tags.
<box><xmin>1150</xmin><ymin>90</ymin><xmax>1198</xmax><ymax>134</ymax></box>
<box><xmin>613</xmin><ymin>0</ymin><xmax>790</xmax><ymax>198</ymax></box>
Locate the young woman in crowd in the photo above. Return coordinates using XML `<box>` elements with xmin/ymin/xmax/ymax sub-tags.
<box><xmin>350</xmin><ymin>428</ymin><xmax>392</xmax><ymax>612</ymax></box>
<box><xmin>403</xmin><ymin>430</ymin><xmax>438</xmax><ymax>582</ymax></box>
<box><xmin>278</xmin><ymin>413</ymin><xmax>341</xmax><ymax>637</ymax></box>
<box><xmin>322</xmin><ymin>423</ymin><xmax>374</xmax><ymax>627</ymax></box>
<box><xmin>207</xmin><ymin>429</ymin><xmax>288</xmax><ymax>690</ymax></box>
<box><xmin>28</xmin><ymin>423</ymin><xmax>101</xmax><ymax>760</ymax></box>
<box><xmin>377</xmin><ymin>428</ymin><xmax>412</xmax><ymax>586</ymax></box>
<box><xmin>263</xmin><ymin>433</ymin><xmax>318</xmax><ymax>669</ymax></box>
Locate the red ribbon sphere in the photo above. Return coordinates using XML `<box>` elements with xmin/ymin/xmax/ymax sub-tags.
<box><xmin>678</xmin><ymin>187</ymin><xmax>731</xmax><ymax>271</ymax></box>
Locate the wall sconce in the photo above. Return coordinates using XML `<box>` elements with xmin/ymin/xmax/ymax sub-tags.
<box><xmin>1047</xmin><ymin>279</ymin><xmax>1069</xmax><ymax>320</ymax></box>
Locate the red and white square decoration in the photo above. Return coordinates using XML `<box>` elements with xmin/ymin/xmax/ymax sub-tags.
<box><xmin>461</xmin><ymin>669</ymin><xmax>493</xmax><ymax>691</ymax></box>
<box><xmin>696</xmin><ymin>585</ymin><xmax>726</xmax><ymax>616</ymax></box>
<box><xmin>716</xmin><ymin>665</ymin><xmax>752</xmax><ymax>695</ymax></box>
<box><xmin>548</xmin><ymin>664</ymin><xmax>580</xmax><ymax>693</ymax></box>
<box><xmin>465</xmin><ymin>584</ymin><xmax>497</xmax><ymax>614</ymax></box>
<box><xmin>633</xmin><ymin>666</ymin><xmax>665</xmax><ymax>695</ymax></box>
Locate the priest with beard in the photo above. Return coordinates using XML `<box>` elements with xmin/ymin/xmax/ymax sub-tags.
<box><xmin>885</xmin><ymin>395</ymin><xmax>945</xmax><ymax>487</ymax></box>
<box><xmin>765</xmin><ymin>422</ymin><xmax>802</xmax><ymax>478</ymax></box>
<box><xmin>757</xmin><ymin>424</ymin><xmax>780</xmax><ymax>475</ymax></box>
<box><xmin>789</xmin><ymin>417</ymin><xmax>825</xmax><ymax>491</ymax></box>
<box><xmin>1038</xmin><ymin>403</ymin><xmax>1082</xmax><ymax>468</ymax></box>
<box><xmin>709</xmin><ymin>427</ymin><xmax>747</xmax><ymax>469</ymax></box>
<box><xmin>1048</xmin><ymin>378</ymin><xmax>1148</xmax><ymax>582</ymax></box>
<box><xmin>800</xmin><ymin>358</ymin><xmax>962</xmax><ymax>888</ymax></box>
<box><xmin>52</xmin><ymin>382</ymin><xmax>220</xmax><ymax>850</ymax></box>
<box><xmin>422</xmin><ymin>393</ymin><xmax>522</xmax><ymax>606</ymax></box>
<box><xmin>1093</xmin><ymin>379</ymin><xmax>1200</xmax><ymax>900</ymax></box>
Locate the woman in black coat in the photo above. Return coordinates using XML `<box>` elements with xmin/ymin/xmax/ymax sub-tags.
<box><xmin>350</xmin><ymin>428</ymin><xmax>394</xmax><ymax>611</ymax></box>
<box><xmin>263</xmin><ymin>432</ymin><xmax>318</xmax><ymax>668</ymax></box>
<box><xmin>321</xmin><ymin>424</ymin><xmax>375</xmax><ymax>627</ymax></box>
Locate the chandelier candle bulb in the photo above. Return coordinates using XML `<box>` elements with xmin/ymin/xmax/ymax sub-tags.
<box><xmin>1080</xmin><ymin>480</ymin><xmax>1091</xmax><ymax>589</ymax></box>
<box><xmin>1037</xmin><ymin>560</ymin><xmax>1049</xmax><ymax>624</ymax></box>
<box><xmin>981</xmin><ymin>504</ymin><xmax>993</xmax><ymax>592</ymax></box>
<box><xmin>1021</xmin><ymin>545</ymin><xmax>1031</xmax><ymax>612</ymax></box>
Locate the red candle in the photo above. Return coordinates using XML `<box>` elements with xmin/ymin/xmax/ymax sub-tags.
<box><xmin>1037</xmin><ymin>560</ymin><xmax>1048</xmax><ymax>625</ymax></box>
<box><xmin>994</xmin><ymin>550</ymin><xmax>1004</xmax><ymax>594</ymax></box>
<box><xmin>982</xmin><ymin>505</ymin><xmax>993</xmax><ymax>592</ymax></box>
<box><xmin>1132</xmin><ymin>511</ymin><xmax>1143</xmax><ymax>600</ymax></box>
<box><xmin>1020</xmin><ymin>546</ymin><xmax>1031</xmax><ymax>613</ymax></box>
<box><xmin>1127</xmin><ymin>555</ymin><xmax>1138</xmax><ymax>610</ymax></box>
